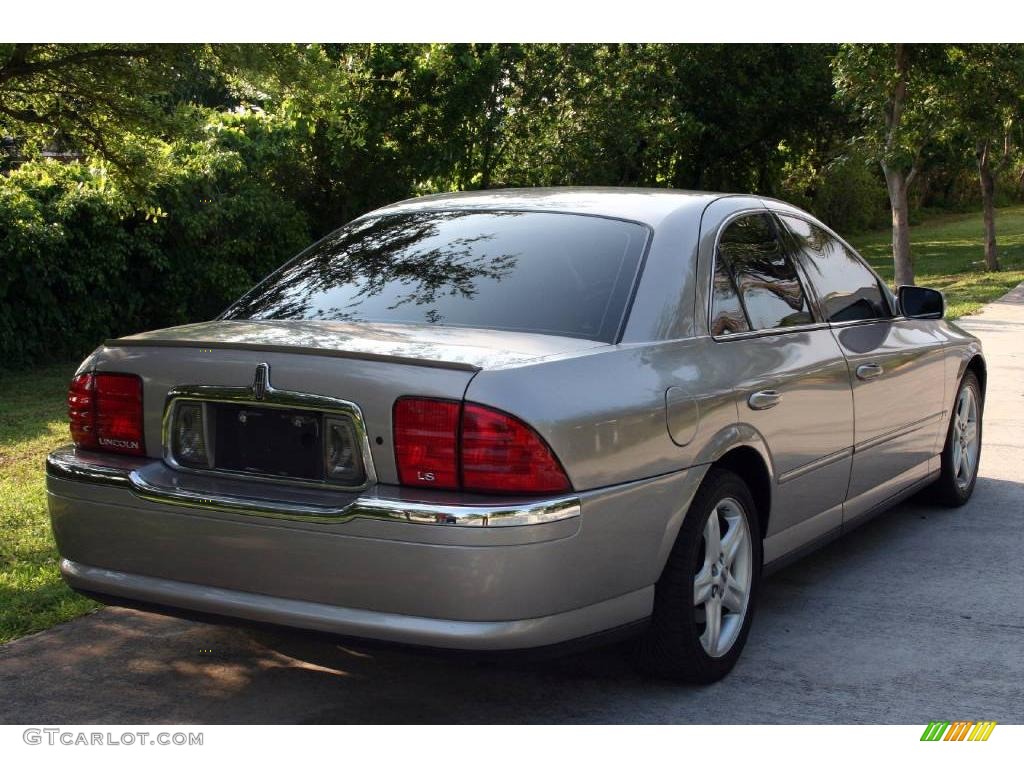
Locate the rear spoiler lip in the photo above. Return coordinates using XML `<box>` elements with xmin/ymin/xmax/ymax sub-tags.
<box><xmin>103</xmin><ymin>338</ymin><xmax>483</xmax><ymax>373</ymax></box>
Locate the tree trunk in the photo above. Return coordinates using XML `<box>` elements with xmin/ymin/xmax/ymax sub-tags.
<box><xmin>882</xmin><ymin>164</ymin><xmax>915</xmax><ymax>286</ymax></box>
<box><xmin>976</xmin><ymin>140</ymin><xmax>1000</xmax><ymax>271</ymax></box>
<box><xmin>880</xmin><ymin>44</ymin><xmax>915</xmax><ymax>288</ymax></box>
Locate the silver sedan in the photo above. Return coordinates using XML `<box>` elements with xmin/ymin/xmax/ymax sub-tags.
<box><xmin>47</xmin><ymin>188</ymin><xmax>985</xmax><ymax>683</ymax></box>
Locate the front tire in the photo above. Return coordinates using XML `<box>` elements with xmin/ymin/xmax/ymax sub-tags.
<box><xmin>932</xmin><ymin>370</ymin><xmax>983</xmax><ymax>507</ymax></box>
<box><xmin>634</xmin><ymin>468</ymin><xmax>761</xmax><ymax>683</ymax></box>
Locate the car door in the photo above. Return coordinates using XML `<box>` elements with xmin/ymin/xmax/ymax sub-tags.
<box><xmin>707</xmin><ymin>210</ymin><xmax>854</xmax><ymax>563</ymax></box>
<box><xmin>776</xmin><ymin>213</ymin><xmax>947</xmax><ymax>525</ymax></box>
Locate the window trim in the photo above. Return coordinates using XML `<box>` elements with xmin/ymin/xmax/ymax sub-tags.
<box><xmin>771</xmin><ymin>210</ymin><xmax>898</xmax><ymax>327</ymax></box>
<box><xmin>707</xmin><ymin>209</ymin><xmax>824</xmax><ymax>342</ymax></box>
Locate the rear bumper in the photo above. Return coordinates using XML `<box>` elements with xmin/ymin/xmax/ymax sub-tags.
<box><xmin>47</xmin><ymin>447</ymin><xmax>704</xmax><ymax>650</ymax></box>
<box><xmin>60</xmin><ymin>558</ymin><xmax>651</xmax><ymax>651</ymax></box>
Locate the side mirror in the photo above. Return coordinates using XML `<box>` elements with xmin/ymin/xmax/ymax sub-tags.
<box><xmin>897</xmin><ymin>285</ymin><xmax>945</xmax><ymax>319</ymax></box>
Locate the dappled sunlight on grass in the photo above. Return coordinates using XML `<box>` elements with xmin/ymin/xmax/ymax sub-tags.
<box><xmin>849</xmin><ymin>204</ymin><xmax>1024</xmax><ymax>319</ymax></box>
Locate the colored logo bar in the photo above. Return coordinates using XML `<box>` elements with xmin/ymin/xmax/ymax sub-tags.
<box><xmin>921</xmin><ymin>721</ymin><xmax>997</xmax><ymax>741</ymax></box>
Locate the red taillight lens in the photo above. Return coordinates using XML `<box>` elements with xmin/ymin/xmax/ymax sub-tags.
<box><xmin>393</xmin><ymin>397</ymin><xmax>460</xmax><ymax>489</ymax></box>
<box><xmin>68</xmin><ymin>372</ymin><xmax>144</xmax><ymax>456</ymax></box>
<box><xmin>461</xmin><ymin>404</ymin><xmax>571</xmax><ymax>494</ymax></box>
<box><xmin>392</xmin><ymin>397</ymin><xmax>571</xmax><ymax>495</ymax></box>
<box><xmin>95</xmin><ymin>374</ymin><xmax>145</xmax><ymax>455</ymax></box>
<box><xmin>68</xmin><ymin>373</ymin><xmax>97</xmax><ymax>449</ymax></box>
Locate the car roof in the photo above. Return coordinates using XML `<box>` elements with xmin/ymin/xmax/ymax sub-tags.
<box><xmin>372</xmin><ymin>187</ymin><xmax>728</xmax><ymax>228</ymax></box>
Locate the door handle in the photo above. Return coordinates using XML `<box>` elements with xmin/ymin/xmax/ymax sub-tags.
<box><xmin>856</xmin><ymin>363</ymin><xmax>884</xmax><ymax>381</ymax></box>
<box><xmin>748</xmin><ymin>389</ymin><xmax>782</xmax><ymax>410</ymax></box>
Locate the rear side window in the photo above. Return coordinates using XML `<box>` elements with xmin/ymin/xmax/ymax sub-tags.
<box><xmin>779</xmin><ymin>215</ymin><xmax>892</xmax><ymax>323</ymax></box>
<box><xmin>710</xmin><ymin>259</ymin><xmax>750</xmax><ymax>336</ymax></box>
<box><xmin>223</xmin><ymin>210</ymin><xmax>649</xmax><ymax>343</ymax></box>
<box><xmin>712</xmin><ymin>213</ymin><xmax>813</xmax><ymax>333</ymax></box>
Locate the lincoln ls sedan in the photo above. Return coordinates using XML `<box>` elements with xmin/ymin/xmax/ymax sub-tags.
<box><xmin>47</xmin><ymin>188</ymin><xmax>985</xmax><ymax>682</ymax></box>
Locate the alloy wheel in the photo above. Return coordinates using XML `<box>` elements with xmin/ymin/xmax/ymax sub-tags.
<box><xmin>952</xmin><ymin>386</ymin><xmax>980</xmax><ymax>490</ymax></box>
<box><xmin>693</xmin><ymin>497</ymin><xmax>753</xmax><ymax>657</ymax></box>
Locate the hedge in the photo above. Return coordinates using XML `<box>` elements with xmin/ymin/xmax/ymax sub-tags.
<box><xmin>0</xmin><ymin>122</ymin><xmax>311</xmax><ymax>369</ymax></box>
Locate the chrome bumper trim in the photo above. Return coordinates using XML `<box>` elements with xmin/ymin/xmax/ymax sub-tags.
<box><xmin>46</xmin><ymin>446</ymin><xmax>581</xmax><ymax>528</ymax></box>
<box><xmin>45</xmin><ymin>446</ymin><xmax>139</xmax><ymax>488</ymax></box>
<box><xmin>353</xmin><ymin>495</ymin><xmax>580</xmax><ymax>527</ymax></box>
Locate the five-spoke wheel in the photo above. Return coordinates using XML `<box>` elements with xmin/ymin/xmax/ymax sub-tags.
<box><xmin>951</xmin><ymin>385</ymin><xmax>980</xmax><ymax>490</ymax></box>
<box><xmin>933</xmin><ymin>370</ymin><xmax>983</xmax><ymax>506</ymax></box>
<box><xmin>635</xmin><ymin>468</ymin><xmax>761</xmax><ymax>683</ymax></box>
<box><xmin>693</xmin><ymin>497</ymin><xmax>752</xmax><ymax>657</ymax></box>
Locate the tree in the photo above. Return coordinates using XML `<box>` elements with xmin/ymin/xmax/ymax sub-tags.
<box><xmin>661</xmin><ymin>44</ymin><xmax>839</xmax><ymax>195</ymax></box>
<box><xmin>491</xmin><ymin>44</ymin><xmax>840</xmax><ymax>195</ymax></box>
<box><xmin>945</xmin><ymin>44</ymin><xmax>1024</xmax><ymax>271</ymax></box>
<box><xmin>834</xmin><ymin>44</ymin><xmax>951</xmax><ymax>286</ymax></box>
<box><xmin>0</xmin><ymin>44</ymin><xmax>210</xmax><ymax>187</ymax></box>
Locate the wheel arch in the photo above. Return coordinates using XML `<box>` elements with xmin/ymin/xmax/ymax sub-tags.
<box><xmin>965</xmin><ymin>354</ymin><xmax>987</xmax><ymax>399</ymax></box>
<box><xmin>712</xmin><ymin>445</ymin><xmax>772</xmax><ymax>543</ymax></box>
<box><xmin>650</xmin><ymin>425</ymin><xmax>775</xmax><ymax>580</ymax></box>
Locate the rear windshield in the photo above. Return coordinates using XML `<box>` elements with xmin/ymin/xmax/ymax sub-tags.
<box><xmin>222</xmin><ymin>210</ymin><xmax>649</xmax><ymax>342</ymax></box>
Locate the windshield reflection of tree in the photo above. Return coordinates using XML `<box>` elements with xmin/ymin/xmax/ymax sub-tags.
<box><xmin>227</xmin><ymin>211</ymin><xmax>520</xmax><ymax>323</ymax></box>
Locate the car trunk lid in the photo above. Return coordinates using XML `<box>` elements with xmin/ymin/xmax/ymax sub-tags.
<box><xmin>109</xmin><ymin>319</ymin><xmax>606</xmax><ymax>372</ymax></box>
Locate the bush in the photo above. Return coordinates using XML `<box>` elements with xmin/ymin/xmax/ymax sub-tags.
<box><xmin>0</xmin><ymin>164</ymin><xmax>134</xmax><ymax>367</ymax></box>
<box><xmin>813</xmin><ymin>154</ymin><xmax>891</xmax><ymax>233</ymax></box>
<box><xmin>0</xmin><ymin>113</ymin><xmax>313</xmax><ymax>370</ymax></box>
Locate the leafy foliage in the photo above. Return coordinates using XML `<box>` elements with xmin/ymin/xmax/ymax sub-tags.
<box><xmin>0</xmin><ymin>111</ymin><xmax>310</xmax><ymax>367</ymax></box>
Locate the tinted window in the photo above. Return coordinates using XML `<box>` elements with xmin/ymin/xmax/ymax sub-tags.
<box><xmin>779</xmin><ymin>215</ymin><xmax>892</xmax><ymax>323</ymax></box>
<box><xmin>223</xmin><ymin>211</ymin><xmax>649</xmax><ymax>342</ymax></box>
<box><xmin>715</xmin><ymin>213</ymin><xmax>813</xmax><ymax>332</ymax></box>
<box><xmin>710</xmin><ymin>259</ymin><xmax>750</xmax><ymax>336</ymax></box>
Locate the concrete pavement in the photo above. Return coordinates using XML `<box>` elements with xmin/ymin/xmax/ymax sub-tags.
<box><xmin>1</xmin><ymin>286</ymin><xmax>1022</xmax><ymax>724</ymax></box>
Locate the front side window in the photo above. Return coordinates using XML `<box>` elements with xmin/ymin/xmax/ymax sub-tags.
<box><xmin>713</xmin><ymin>213</ymin><xmax>813</xmax><ymax>333</ymax></box>
<box><xmin>779</xmin><ymin>215</ymin><xmax>892</xmax><ymax>323</ymax></box>
<box><xmin>223</xmin><ymin>210</ymin><xmax>649</xmax><ymax>343</ymax></box>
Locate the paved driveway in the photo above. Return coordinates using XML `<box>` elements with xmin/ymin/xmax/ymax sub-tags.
<box><xmin>2</xmin><ymin>287</ymin><xmax>1022</xmax><ymax>724</ymax></box>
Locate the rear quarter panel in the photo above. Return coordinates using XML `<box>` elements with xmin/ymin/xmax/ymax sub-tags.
<box><xmin>464</xmin><ymin>338</ymin><xmax>741</xmax><ymax>492</ymax></box>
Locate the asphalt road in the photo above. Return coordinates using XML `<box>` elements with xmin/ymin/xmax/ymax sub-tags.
<box><xmin>2</xmin><ymin>287</ymin><xmax>1022</xmax><ymax>725</ymax></box>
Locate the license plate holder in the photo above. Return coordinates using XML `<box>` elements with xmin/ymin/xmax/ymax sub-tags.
<box><xmin>212</xmin><ymin>404</ymin><xmax>324</xmax><ymax>481</ymax></box>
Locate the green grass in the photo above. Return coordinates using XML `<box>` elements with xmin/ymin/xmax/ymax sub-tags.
<box><xmin>0</xmin><ymin>364</ymin><xmax>97</xmax><ymax>644</ymax></box>
<box><xmin>1</xmin><ymin>206</ymin><xmax>1024</xmax><ymax>646</ymax></box>
<box><xmin>848</xmin><ymin>205</ymin><xmax>1024</xmax><ymax>319</ymax></box>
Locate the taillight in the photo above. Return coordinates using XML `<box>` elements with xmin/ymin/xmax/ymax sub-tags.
<box><xmin>393</xmin><ymin>398</ymin><xmax>460</xmax><ymax>489</ymax></box>
<box><xmin>392</xmin><ymin>397</ymin><xmax>571</xmax><ymax>495</ymax></box>
<box><xmin>67</xmin><ymin>372</ymin><xmax>145</xmax><ymax>456</ymax></box>
<box><xmin>461</xmin><ymin>404</ymin><xmax>571</xmax><ymax>494</ymax></box>
<box><xmin>68</xmin><ymin>373</ymin><xmax>97</xmax><ymax>449</ymax></box>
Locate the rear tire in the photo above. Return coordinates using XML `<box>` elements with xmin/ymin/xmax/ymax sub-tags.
<box><xmin>634</xmin><ymin>468</ymin><xmax>761</xmax><ymax>683</ymax></box>
<box><xmin>931</xmin><ymin>370</ymin><xmax>983</xmax><ymax>507</ymax></box>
